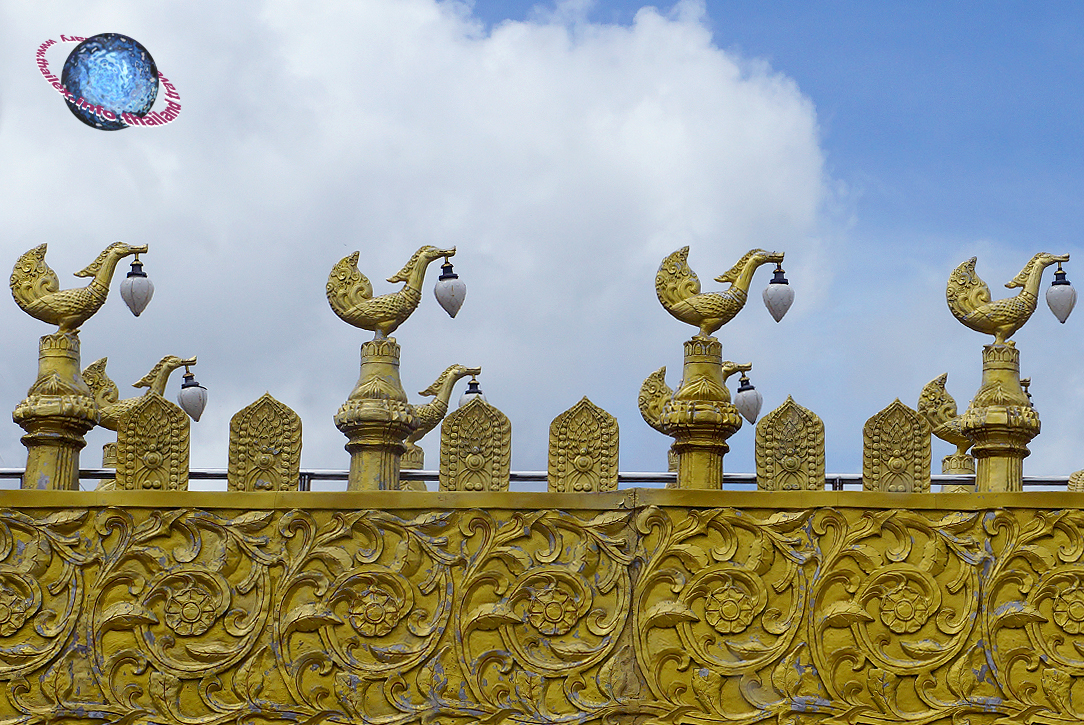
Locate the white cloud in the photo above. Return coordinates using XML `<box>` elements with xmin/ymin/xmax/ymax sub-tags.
<box><xmin>0</xmin><ymin>0</ymin><xmax>830</xmax><ymax>483</ymax></box>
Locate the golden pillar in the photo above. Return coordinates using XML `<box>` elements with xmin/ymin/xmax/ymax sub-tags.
<box><xmin>335</xmin><ymin>338</ymin><xmax>416</xmax><ymax>491</ymax></box>
<box><xmin>661</xmin><ymin>336</ymin><xmax>743</xmax><ymax>489</ymax></box>
<box><xmin>12</xmin><ymin>332</ymin><xmax>98</xmax><ymax>490</ymax></box>
<box><xmin>961</xmin><ymin>342</ymin><xmax>1039</xmax><ymax>492</ymax></box>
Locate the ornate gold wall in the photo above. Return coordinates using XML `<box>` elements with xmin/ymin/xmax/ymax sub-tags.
<box><xmin>3</xmin><ymin>489</ymin><xmax>1083</xmax><ymax>725</ymax></box>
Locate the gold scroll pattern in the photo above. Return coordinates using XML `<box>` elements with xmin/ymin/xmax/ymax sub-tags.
<box><xmin>227</xmin><ymin>393</ymin><xmax>302</xmax><ymax>492</ymax></box>
<box><xmin>9</xmin><ymin>501</ymin><xmax>1084</xmax><ymax>723</ymax></box>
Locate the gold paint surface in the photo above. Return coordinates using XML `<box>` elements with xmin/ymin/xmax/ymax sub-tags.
<box><xmin>2</xmin><ymin>490</ymin><xmax>1084</xmax><ymax>724</ymax></box>
<box><xmin>115</xmin><ymin>391</ymin><xmax>191</xmax><ymax>491</ymax></box>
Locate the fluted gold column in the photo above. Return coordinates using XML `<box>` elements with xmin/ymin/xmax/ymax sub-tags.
<box><xmin>334</xmin><ymin>338</ymin><xmax>416</xmax><ymax>491</ymax></box>
<box><xmin>12</xmin><ymin>332</ymin><xmax>98</xmax><ymax>490</ymax></box>
<box><xmin>960</xmin><ymin>343</ymin><xmax>1040</xmax><ymax>492</ymax></box>
<box><xmin>660</xmin><ymin>336</ymin><xmax>743</xmax><ymax>489</ymax></box>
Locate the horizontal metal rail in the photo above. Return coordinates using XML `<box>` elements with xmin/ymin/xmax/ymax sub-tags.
<box><xmin>0</xmin><ymin>468</ymin><xmax>1071</xmax><ymax>491</ymax></box>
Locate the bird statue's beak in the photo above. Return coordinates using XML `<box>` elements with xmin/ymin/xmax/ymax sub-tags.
<box><xmin>179</xmin><ymin>357</ymin><xmax>197</xmax><ymax>367</ymax></box>
<box><xmin>1053</xmin><ymin>254</ymin><xmax>1071</xmax><ymax>263</ymax></box>
<box><xmin>435</xmin><ymin>247</ymin><xmax>456</xmax><ymax>259</ymax></box>
<box><xmin>128</xmin><ymin>244</ymin><xmax>149</xmax><ymax>255</ymax></box>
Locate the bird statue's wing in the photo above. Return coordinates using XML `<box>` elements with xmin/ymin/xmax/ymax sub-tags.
<box><xmin>655</xmin><ymin>247</ymin><xmax>702</xmax><ymax>309</ymax></box>
<box><xmin>639</xmin><ymin>367</ymin><xmax>673</xmax><ymax>434</ymax></box>
<box><xmin>946</xmin><ymin>257</ymin><xmax>992</xmax><ymax>320</ymax></box>
<box><xmin>326</xmin><ymin>252</ymin><xmax>374</xmax><ymax>318</ymax></box>
<box><xmin>10</xmin><ymin>244</ymin><xmax>60</xmax><ymax>312</ymax></box>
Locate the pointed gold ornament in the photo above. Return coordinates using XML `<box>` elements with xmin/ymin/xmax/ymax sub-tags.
<box><xmin>439</xmin><ymin>396</ymin><xmax>511</xmax><ymax>492</ymax></box>
<box><xmin>755</xmin><ymin>396</ymin><xmax>824</xmax><ymax>491</ymax></box>
<box><xmin>548</xmin><ymin>397</ymin><xmax>618</xmax><ymax>492</ymax></box>
<box><xmin>863</xmin><ymin>399</ymin><xmax>931</xmax><ymax>493</ymax></box>
<box><xmin>228</xmin><ymin>393</ymin><xmax>302</xmax><ymax>492</ymax></box>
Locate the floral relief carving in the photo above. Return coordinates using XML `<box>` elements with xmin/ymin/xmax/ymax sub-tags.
<box><xmin>0</xmin><ymin>578</ymin><xmax>38</xmax><ymax>638</ymax></box>
<box><xmin>6</xmin><ymin>500</ymin><xmax>1084</xmax><ymax>724</ymax></box>
<box><xmin>1052</xmin><ymin>587</ymin><xmax>1084</xmax><ymax>634</ymax></box>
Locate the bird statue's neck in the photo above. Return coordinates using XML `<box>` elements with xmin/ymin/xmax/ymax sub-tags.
<box><xmin>136</xmin><ymin>358</ymin><xmax>189</xmax><ymax>395</ymax></box>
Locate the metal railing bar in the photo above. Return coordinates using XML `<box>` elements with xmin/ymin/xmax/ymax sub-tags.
<box><xmin>0</xmin><ymin>468</ymin><xmax>1072</xmax><ymax>489</ymax></box>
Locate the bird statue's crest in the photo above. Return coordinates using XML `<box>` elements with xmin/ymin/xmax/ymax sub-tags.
<box><xmin>82</xmin><ymin>357</ymin><xmax>119</xmax><ymax>408</ymax></box>
<box><xmin>74</xmin><ymin>242</ymin><xmax>137</xmax><ymax>278</ymax></box>
<box><xmin>714</xmin><ymin>249</ymin><xmax>772</xmax><ymax>284</ymax></box>
<box><xmin>419</xmin><ymin>364</ymin><xmax>481</xmax><ymax>397</ymax></box>
<box><xmin>408</xmin><ymin>363</ymin><xmax>481</xmax><ymax>446</ymax></box>
<box><xmin>134</xmin><ymin>355</ymin><xmax>196</xmax><ymax>390</ymax></box>
<box><xmin>388</xmin><ymin>246</ymin><xmax>446</xmax><ymax>284</ymax></box>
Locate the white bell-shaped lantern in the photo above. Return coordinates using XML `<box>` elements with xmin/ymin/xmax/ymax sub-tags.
<box><xmin>734</xmin><ymin>372</ymin><xmax>763</xmax><ymax>424</ymax></box>
<box><xmin>177</xmin><ymin>368</ymin><xmax>208</xmax><ymax>422</ymax></box>
<box><xmin>458</xmin><ymin>376</ymin><xmax>487</xmax><ymax>408</ymax></box>
<box><xmin>119</xmin><ymin>255</ymin><xmax>154</xmax><ymax>317</ymax></box>
<box><xmin>762</xmin><ymin>264</ymin><xmax>794</xmax><ymax>322</ymax></box>
<box><xmin>1046</xmin><ymin>263</ymin><xmax>1076</xmax><ymax>324</ymax></box>
<box><xmin>434</xmin><ymin>259</ymin><xmax>466</xmax><ymax>318</ymax></box>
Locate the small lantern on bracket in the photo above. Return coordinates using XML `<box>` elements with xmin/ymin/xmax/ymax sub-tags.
<box><xmin>762</xmin><ymin>263</ymin><xmax>794</xmax><ymax>322</ymax></box>
<box><xmin>177</xmin><ymin>364</ymin><xmax>208</xmax><ymax>422</ymax></box>
<box><xmin>458</xmin><ymin>376</ymin><xmax>487</xmax><ymax>408</ymax></box>
<box><xmin>1046</xmin><ymin>262</ymin><xmax>1077</xmax><ymax>324</ymax></box>
<box><xmin>734</xmin><ymin>372</ymin><xmax>763</xmax><ymax>424</ymax></box>
<box><xmin>434</xmin><ymin>257</ymin><xmax>466</xmax><ymax>318</ymax></box>
<box><xmin>119</xmin><ymin>253</ymin><xmax>154</xmax><ymax>317</ymax></box>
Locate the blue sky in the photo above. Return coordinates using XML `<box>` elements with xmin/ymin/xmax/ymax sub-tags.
<box><xmin>2</xmin><ymin>0</ymin><xmax>1084</xmax><ymax>484</ymax></box>
<box><xmin>474</xmin><ymin>1</ymin><xmax>1084</xmax><ymax>247</ymax></box>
